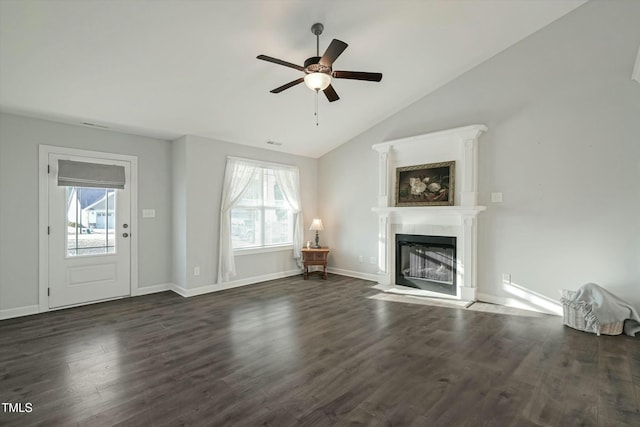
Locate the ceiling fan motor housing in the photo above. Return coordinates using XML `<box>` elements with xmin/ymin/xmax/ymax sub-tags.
<box><xmin>304</xmin><ymin>57</ymin><xmax>331</xmax><ymax>75</ymax></box>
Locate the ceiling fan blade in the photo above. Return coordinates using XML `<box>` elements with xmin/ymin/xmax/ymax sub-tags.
<box><xmin>257</xmin><ymin>55</ymin><xmax>304</xmax><ymax>71</ymax></box>
<box><xmin>319</xmin><ymin>39</ymin><xmax>348</xmax><ymax>67</ymax></box>
<box><xmin>323</xmin><ymin>84</ymin><xmax>340</xmax><ymax>102</ymax></box>
<box><xmin>270</xmin><ymin>78</ymin><xmax>305</xmax><ymax>93</ymax></box>
<box><xmin>333</xmin><ymin>70</ymin><xmax>383</xmax><ymax>82</ymax></box>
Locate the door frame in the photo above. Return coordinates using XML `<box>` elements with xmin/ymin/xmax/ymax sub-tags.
<box><xmin>38</xmin><ymin>145</ymin><xmax>139</xmax><ymax>313</ymax></box>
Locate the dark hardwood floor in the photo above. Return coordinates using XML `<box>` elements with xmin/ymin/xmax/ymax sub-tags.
<box><xmin>1</xmin><ymin>274</ymin><xmax>638</xmax><ymax>426</ymax></box>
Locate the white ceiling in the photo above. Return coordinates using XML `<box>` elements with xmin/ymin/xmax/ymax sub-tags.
<box><xmin>0</xmin><ymin>0</ymin><xmax>585</xmax><ymax>158</ymax></box>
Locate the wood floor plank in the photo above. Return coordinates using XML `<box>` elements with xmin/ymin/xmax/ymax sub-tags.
<box><xmin>0</xmin><ymin>275</ymin><xmax>638</xmax><ymax>426</ymax></box>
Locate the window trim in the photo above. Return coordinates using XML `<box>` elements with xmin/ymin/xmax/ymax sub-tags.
<box><xmin>233</xmin><ymin>243</ymin><xmax>293</xmax><ymax>256</ymax></box>
<box><xmin>226</xmin><ymin>156</ymin><xmax>297</xmax><ymax>173</ymax></box>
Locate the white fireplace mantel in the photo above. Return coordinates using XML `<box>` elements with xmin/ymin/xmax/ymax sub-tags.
<box><xmin>372</xmin><ymin>124</ymin><xmax>487</xmax><ymax>301</ymax></box>
<box><xmin>372</xmin><ymin>206</ymin><xmax>486</xmax><ymax>224</ymax></box>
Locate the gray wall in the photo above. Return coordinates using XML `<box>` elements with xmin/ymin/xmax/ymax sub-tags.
<box><xmin>0</xmin><ymin>113</ymin><xmax>318</xmax><ymax>311</ymax></box>
<box><xmin>318</xmin><ymin>0</ymin><xmax>640</xmax><ymax>309</ymax></box>
<box><xmin>174</xmin><ymin>135</ymin><xmax>318</xmax><ymax>289</ymax></box>
<box><xmin>171</xmin><ymin>136</ymin><xmax>188</xmax><ymax>290</ymax></box>
<box><xmin>0</xmin><ymin>113</ymin><xmax>173</xmax><ymax>310</ymax></box>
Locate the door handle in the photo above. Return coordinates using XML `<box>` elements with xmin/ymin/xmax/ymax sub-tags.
<box><xmin>123</xmin><ymin>233</ymin><xmax>129</xmax><ymax>238</ymax></box>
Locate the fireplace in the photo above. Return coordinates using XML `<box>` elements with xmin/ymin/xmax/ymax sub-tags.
<box><xmin>372</xmin><ymin>124</ymin><xmax>487</xmax><ymax>300</ymax></box>
<box><xmin>396</xmin><ymin>234</ymin><xmax>457</xmax><ymax>295</ymax></box>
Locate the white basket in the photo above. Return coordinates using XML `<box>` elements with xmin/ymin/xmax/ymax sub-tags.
<box><xmin>561</xmin><ymin>290</ymin><xmax>623</xmax><ymax>336</ymax></box>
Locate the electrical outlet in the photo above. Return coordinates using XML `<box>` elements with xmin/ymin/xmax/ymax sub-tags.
<box><xmin>502</xmin><ymin>273</ymin><xmax>511</xmax><ymax>283</ymax></box>
<box><xmin>194</xmin><ymin>266</ymin><xmax>200</xmax><ymax>276</ymax></box>
<box><xmin>358</xmin><ymin>256</ymin><xmax>364</xmax><ymax>263</ymax></box>
<box><xmin>491</xmin><ymin>192</ymin><xmax>503</xmax><ymax>203</ymax></box>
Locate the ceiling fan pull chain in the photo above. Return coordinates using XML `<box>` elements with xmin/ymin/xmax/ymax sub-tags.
<box><xmin>315</xmin><ymin>90</ymin><xmax>319</xmax><ymax>126</ymax></box>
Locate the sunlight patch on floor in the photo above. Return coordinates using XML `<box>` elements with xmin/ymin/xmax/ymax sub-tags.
<box><xmin>368</xmin><ymin>292</ymin><xmax>554</xmax><ymax>318</ymax></box>
<box><xmin>468</xmin><ymin>301</ymin><xmax>554</xmax><ymax>318</ymax></box>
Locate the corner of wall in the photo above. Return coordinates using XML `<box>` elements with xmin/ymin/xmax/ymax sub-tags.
<box><xmin>171</xmin><ymin>137</ymin><xmax>188</xmax><ymax>289</ymax></box>
<box><xmin>633</xmin><ymin>46</ymin><xmax>640</xmax><ymax>84</ymax></box>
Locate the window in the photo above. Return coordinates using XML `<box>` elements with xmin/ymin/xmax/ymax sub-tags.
<box><xmin>231</xmin><ymin>168</ymin><xmax>293</xmax><ymax>249</ymax></box>
<box><xmin>66</xmin><ymin>187</ymin><xmax>117</xmax><ymax>256</ymax></box>
<box><xmin>219</xmin><ymin>157</ymin><xmax>302</xmax><ymax>283</ymax></box>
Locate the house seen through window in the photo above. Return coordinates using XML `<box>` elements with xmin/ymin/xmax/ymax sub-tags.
<box><xmin>231</xmin><ymin>168</ymin><xmax>293</xmax><ymax>249</ymax></box>
<box><xmin>66</xmin><ymin>187</ymin><xmax>116</xmax><ymax>256</ymax></box>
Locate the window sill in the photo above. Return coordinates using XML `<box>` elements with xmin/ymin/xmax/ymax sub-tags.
<box><xmin>234</xmin><ymin>244</ymin><xmax>293</xmax><ymax>256</ymax></box>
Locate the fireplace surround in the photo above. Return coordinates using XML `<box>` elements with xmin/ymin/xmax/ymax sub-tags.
<box><xmin>396</xmin><ymin>234</ymin><xmax>457</xmax><ymax>295</ymax></box>
<box><xmin>372</xmin><ymin>125</ymin><xmax>487</xmax><ymax>300</ymax></box>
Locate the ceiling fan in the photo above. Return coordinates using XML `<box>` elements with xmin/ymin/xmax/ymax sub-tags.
<box><xmin>257</xmin><ymin>23</ymin><xmax>383</xmax><ymax>102</ymax></box>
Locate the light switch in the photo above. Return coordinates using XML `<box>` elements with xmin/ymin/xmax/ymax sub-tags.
<box><xmin>142</xmin><ymin>209</ymin><xmax>156</xmax><ymax>218</ymax></box>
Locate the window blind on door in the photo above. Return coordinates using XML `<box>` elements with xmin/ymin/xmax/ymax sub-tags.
<box><xmin>57</xmin><ymin>160</ymin><xmax>126</xmax><ymax>189</ymax></box>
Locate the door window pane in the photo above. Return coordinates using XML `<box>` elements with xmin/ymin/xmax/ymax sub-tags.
<box><xmin>66</xmin><ymin>187</ymin><xmax>116</xmax><ymax>256</ymax></box>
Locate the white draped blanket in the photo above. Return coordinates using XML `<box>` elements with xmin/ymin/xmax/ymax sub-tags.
<box><xmin>561</xmin><ymin>283</ymin><xmax>640</xmax><ymax>337</ymax></box>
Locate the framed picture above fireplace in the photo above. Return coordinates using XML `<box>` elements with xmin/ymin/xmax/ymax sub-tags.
<box><xmin>395</xmin><ymin>161</ymin><xmax>455</xmax><ymax>206</ymax></box>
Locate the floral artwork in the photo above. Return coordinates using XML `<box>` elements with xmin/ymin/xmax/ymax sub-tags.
<box><xmin>395</xmin><ymin>161</ymin><xmax>455</xmax><ymax>206</ymax></box>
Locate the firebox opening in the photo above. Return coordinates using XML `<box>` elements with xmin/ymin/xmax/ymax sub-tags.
<box><xmin>395</xmin><ymin>234</ymin><xmax>457</xmax><ymax>295</ymax></box>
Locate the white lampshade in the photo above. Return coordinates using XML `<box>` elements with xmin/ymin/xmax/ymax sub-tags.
<box><xmin>309</xmin><ymin>218</ymin><xmax>324</xmax><ymax>231</ymax></box>
<box><xmin>304</xmin><ymin>72</ymin><xmax>331</xmax><ymax>91</ymax></box>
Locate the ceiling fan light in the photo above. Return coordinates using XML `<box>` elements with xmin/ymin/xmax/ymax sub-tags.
<box><xmin>304</xmin><ymin>72</ymin><xmax>331</xmax><ymax>91</ymax></box>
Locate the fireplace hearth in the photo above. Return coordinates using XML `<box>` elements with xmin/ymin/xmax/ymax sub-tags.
<box><xmin>396</xmin><ymin>234</ymin><xmax>456</xmax><ymax>295</ymax></box>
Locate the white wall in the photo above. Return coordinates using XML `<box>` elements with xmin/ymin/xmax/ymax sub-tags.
<box><xmin>173</xmin><ymin>135</ymin><xmax>318</xmax><ymax>289</ymax></box>
<box><xmin>0</xmin><ymin>113</ymin><xmax>173</xmax><ymax>310</ymax></box>
<box><xmin>318</xmin><ymin>0</ymin><xmax>640</xmax><ymax>310</ymax></box>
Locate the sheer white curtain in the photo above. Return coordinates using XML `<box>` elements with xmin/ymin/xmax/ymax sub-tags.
<box><xmin>218</xmin><ymin>158</ymin><xmax>260</xmax><ymax>283</ymax></box>
<box><xmin>273</xmin><ymin>166</ymin><xmax>303</xmax><ymax>267</ymax></box>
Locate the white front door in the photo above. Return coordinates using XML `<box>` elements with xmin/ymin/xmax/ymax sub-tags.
<box><xmin>48</xmin><ymin>153</ymin><xmax>131</xmax><ymax>308</ymax></box>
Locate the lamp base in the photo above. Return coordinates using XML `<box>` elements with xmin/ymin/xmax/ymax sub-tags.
<box><xmin>314</xmin><ymin>230</ymin><xmax>321</xmax><ymax>248</ymax></box>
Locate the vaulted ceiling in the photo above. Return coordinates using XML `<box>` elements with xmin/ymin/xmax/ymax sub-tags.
<box><xmin>0</xmin><ymin>0</ymin><xmax>585</xmax><ymax>158</ymax></box>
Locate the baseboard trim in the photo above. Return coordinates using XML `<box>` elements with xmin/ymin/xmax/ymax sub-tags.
<box><xmin>2</xmin><ymin>282</ymin><xmax>175</xmax><ymax>321</ymax></box>
<box><xmin>0</xmin><ymin>270</ymin><xmax>377</xmax><ymax>320</ymax></box>
<box><xmin>476</xmin><ymin>292</ymin><xmax>562</xmax><ymax>316</ymax></box>
<box><xmin>0</xmin><ymin>305</ymin><xmax>40</xmax><ymax>321</ymax></box>
<box><xmin>327</xmin><ymin>267</ymin><xmax>378</xmax><ymax>282</ymax></box>
<box><xmin>170</xmin><ymin>284</ymin><xmax>189</xmax><ymax>298</ymax></box>
<box><xmin>173</xmin><ymin>269</ymin><xmax>303</xmax><ymax>298</ymax></box>
<box><xmin>136</xmin><ymin>283</ymin><xmax>173</xmax><ymax>296</ymax></box>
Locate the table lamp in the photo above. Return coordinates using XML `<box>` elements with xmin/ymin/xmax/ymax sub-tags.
<box><xmin>309</xmin><ymin>218</ymin><xmax>324</xmax><ymax>248</ymax></box>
